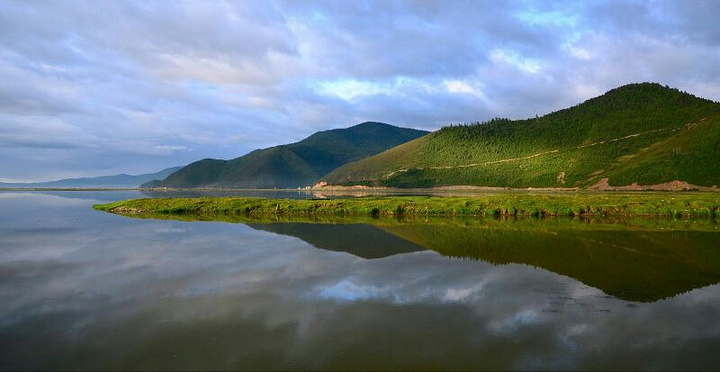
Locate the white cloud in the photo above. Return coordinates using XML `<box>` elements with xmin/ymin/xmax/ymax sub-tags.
<box><xmin>153</xmin><ymin>145</ymin><xmax>188</xmax><ymax>154</ymax></box>
<box><xmin>444</xmin><ymin>80</ymin><xmax>486</xmax><ymax>99</ymax></box>
<box><xmin>314</xmin><ymin>79</ymin><xmax>393</xmax><ymax>101</ymax></box>
<box><xmin>489</xmin><ymin>49</ymin><xmax>543</xmax><ymax>74</ymax></box>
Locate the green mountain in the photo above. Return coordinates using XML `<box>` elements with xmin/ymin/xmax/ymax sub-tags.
<box><xmin>0</xmin><ymin>166</ymin><xmax>182</xmax><ymax>189</ymax></box>
<box><xmin>323</xmin><ymin>83</ymin><xmax>720</xmax><ymax>188</ymax></box>
<box><xmin>152</xmin><ymin>122</ymin><xmax>428</xmax><ymax>189</ymax></box>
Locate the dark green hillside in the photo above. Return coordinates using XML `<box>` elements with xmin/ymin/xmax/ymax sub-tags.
<box><xmin>152</xmin><ymin>159</ymin><xmax>226</xmax><ymax>188</ymax></box>
<box><xmin>156</xmin><ymin>122</ymin><xmax>428</xmax><ymax>189</ymax></box>
<box><xmin>323</xmin><ymin>83</ymin><xmax>720</xmax><ymax>188</ymax></box>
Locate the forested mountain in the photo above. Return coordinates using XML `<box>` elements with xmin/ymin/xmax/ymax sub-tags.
<box><xmin>323</xmin><ymin>83</ymin><xmax>720</xmax><ymax>188</ymax></box>
<box><xmin>151</xmin><ymin>122</ymin><xmax>428</xmax><ymax>189</ymax></box>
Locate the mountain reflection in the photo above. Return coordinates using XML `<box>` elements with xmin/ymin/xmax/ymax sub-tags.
<box><xmin>247</xmin><ymin>223</ymin><xmax>426</xmax><ymax>259</ymax></box>
<box><xmin>4</xmin><ymin>193</ymin><xmax>720</xmax><ymax>370</ymax></box>
<box><xmin>243</xmin><ymin>217</ymin><xmax>720</xmax><ymax>302</ymax></box>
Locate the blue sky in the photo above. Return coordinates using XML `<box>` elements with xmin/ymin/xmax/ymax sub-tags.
<box><xmin>1</xmin><ymin>0</ymin><xmax>719</xmax><ymax>181</ymax></box>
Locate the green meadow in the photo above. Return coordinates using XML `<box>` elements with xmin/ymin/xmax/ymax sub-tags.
<box><xmin>94</xmin><ymin>192</ymin><xmax>720</xmax><ymax>218</ymax></box>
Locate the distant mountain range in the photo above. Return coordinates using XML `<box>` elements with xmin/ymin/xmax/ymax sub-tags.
<box><xmin>323</xmin><ymin>83</ymin><xmax>720</xmax><ymax>188</ymax></box>
<box><xmin>0</xmin><ymin>167</ymin><xmax>182</xmax><ymax>189</ymax></box>
<box><xmin>149</xmin><ymin>122</ymin><xmax>428</xmax><ymax>189</ymax></box>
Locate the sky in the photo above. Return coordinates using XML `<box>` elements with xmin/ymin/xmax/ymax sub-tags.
<box><xmin>1</xmin><ymin>0</ymin><xmax>719</xmax><ymax>182</ymax></box>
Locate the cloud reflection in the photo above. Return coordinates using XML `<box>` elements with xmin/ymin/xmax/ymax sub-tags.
<box><xmin>1</xmin><ymin>192</ymin><xmax>720</xmax><ymax>370</ymax></box>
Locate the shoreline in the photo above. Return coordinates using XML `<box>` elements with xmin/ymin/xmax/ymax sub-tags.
<box><xmin>6</xmin><ymin>178</ymin><xmax>718</xmax><ymax>193</ymax></box>
<box><xmin>309</xmin><ymin>178</ymin><xmax>720</xmax><ymax>192</ymax></box>
<box><xmin>94</xmin><ymin>194</ymin><xmax>720</xmax><ymax>218</ymax></box>
<box><xmin>141</xmin><ymin>178</ymin><xmax>720</xmax><ymax>193</ymax></box>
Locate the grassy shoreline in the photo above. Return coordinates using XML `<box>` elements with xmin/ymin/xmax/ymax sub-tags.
<box><xmin>94</xmin><ymin>193</ymin><xmax>720</xmax><ymax>218</ymax></box>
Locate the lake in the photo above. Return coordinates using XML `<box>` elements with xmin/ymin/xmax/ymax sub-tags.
<box><xmin>1</xmin><ymin>191</ymin><xmax>720</xmax><ymax>370</ymax></box>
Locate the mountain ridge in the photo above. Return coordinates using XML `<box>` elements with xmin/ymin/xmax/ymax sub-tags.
<box><xmin>152</xmin><ymin>122</ymin><xmax>428</xmax><ymax>189</ymax></box>
<box><xmin>323</xmin><ymin>83</ymin><xmax>720</xmax><ymax>188</ymax></box>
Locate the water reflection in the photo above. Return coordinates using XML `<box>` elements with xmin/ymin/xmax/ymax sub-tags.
<box><xmin>139</xmin><ymin>188</ymin><xmax>520</xmax><ymax>200</ymax></box>
<box><xmin>1</xmin><ymin>192</ymin><xmax>720</xmax><ymax>370</ymax></box>
<box><xmin>139</xmin><ymin>188</ymin><xmax>554</xmax><ymax>200</ymax></box>
<box><xmin>242</xmin><ymin>218</ymin><xmax>720</xmax><ymax>303</ymax></box>
<box><xmin>0</xmin><ymin>189</ymin><xmax>145</xmax><ymax>202</ymax></box>
<box><xmin>1</xmin><ymin>188</ymin><xmax>480</xmax><ymax>201</ymax></box>
<box><xmin>1</xmin><ymin>188</ymin><xmax>627</xmax><ymax>201</ymax></box>
<box><xmin>248</xmin><ymin>223</ymin><xmax>426</xmax><ymax>259</ymax></box>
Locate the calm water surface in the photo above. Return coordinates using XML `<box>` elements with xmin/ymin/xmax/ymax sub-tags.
<box><xmin>1</xmin><ymin>191</ymin><xmax>720</xmax><ymax>370</ymax></box>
